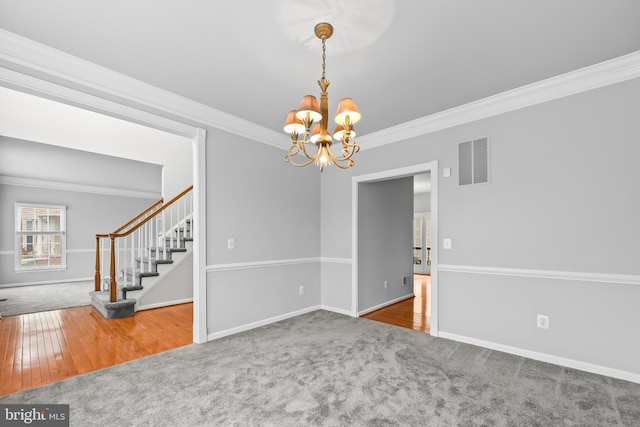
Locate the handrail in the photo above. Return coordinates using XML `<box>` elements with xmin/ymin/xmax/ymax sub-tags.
<box><xmin>113</xmin><ymin>197</ymin><xmax>164</xmax><ymax>234</ymax></box>
<box><xmin>93</xmin><ymin>198</ymin><xmax>162</xmax><ymax>292</ymax></box>
<box><xmin>109</xmin><ymin>185</ymin><xmax>193</xmax><ymax>239</ymax></box>
<box><xmin>94</xmin><ymin>185</ymin><xmax>193</xmax><ymax>299</ymax></box>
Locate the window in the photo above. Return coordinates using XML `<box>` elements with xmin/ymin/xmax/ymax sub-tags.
<box><xmin>15</xmin><ymin>203</ymin><xmax>67</xmax><ymax>271</ymax></box>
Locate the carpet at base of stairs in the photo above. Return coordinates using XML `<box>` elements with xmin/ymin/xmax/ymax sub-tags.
<box><xmin>90</xmin><ymin>291</ymin><xmax>136</xmax><ymax>319</ymax></box>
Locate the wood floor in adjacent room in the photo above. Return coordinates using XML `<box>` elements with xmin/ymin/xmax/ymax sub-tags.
<box><xmin>362</xmin><ymin>274</ymin><xmax>431</xmax><ymax>333</ymax></box>
<box><xmin>0</xmin><ymin>303</ymin><xmax>193</xmax><ymax>397</ymax></box>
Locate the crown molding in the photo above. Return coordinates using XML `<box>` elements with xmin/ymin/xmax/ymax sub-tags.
<box><xmin>0</xmin><ymin>175</ymin><xmax>161</xmax><ymax>199</ymax></box>
<box><xmin>359</xmin><ymin>50</ymin><xmax>640</xmax><ymax>150</ymax></box>
<box><xmin>1</xmin><ymin>29</ymin><xmax>638</xmax><ymax>152</ymax></box>
<box><xmin>0</xmin><ymin>28</ymin><xmax>284</xmax><ymax>149</ymax></box>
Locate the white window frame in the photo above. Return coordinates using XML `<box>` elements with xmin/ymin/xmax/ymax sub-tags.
<box><xmin>15</xmin><ymin>203</ymin><xmax>67</xmax><ymax>272</ymax></box>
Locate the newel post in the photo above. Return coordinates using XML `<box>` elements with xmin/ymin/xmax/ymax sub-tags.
<box><xmin>95</xmin><ymin>236</ymin><xmax>101</xmax><ymax>292</ymax></box>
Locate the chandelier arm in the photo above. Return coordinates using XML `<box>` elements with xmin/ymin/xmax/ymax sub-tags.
<box><xmin>285</xmin><ymin>145</ymin><xmax>318</xmax><ymax>167</ymax></box>
<box><xmin>333</xmin><ymin>147</ymin><xmax>358</xmax><ymax>162</ymax></box>
<box><xmin>329</xmin><ymin>157</ymin><xmax>355</xmax><ymax>169</ymax></box>
<box><xmin>298</xmin><ymin>138</ymin><xmax>321</xmax><ymax>161</ymax></box>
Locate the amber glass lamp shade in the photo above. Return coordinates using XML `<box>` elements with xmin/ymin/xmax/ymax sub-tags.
<box><xmin>295</xmin><ymin>95</ymin><xmax>322</xmax><ymax>123</ymax></box>
<box><xmin>335</xmin><ymin>98</ymin><xmax>361</xmax><ymax>125</ymax></box>
<box><xmin>333</xmin><ymin>125</ymin><xmax>356</xmax><ymax>141</ymax></box>
<box><xmin>284</xmin><ymin>110</ymin><xmax>305</xmax><ymax>135</ymax></box>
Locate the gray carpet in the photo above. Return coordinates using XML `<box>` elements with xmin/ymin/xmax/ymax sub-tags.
<box><xmin>1</xmin><ymin>310</ymin><xmax>639</xmax><ymax>426</ymax></box>
<box><xmin>0</xmin><ymin>281</ymin><xmax>93</xmax><ymax>317</ymax></box>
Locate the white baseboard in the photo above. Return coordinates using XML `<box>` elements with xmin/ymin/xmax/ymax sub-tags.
<box><xmin>320</xmin><ymin>305</ymin><xmax>354</xmax><ymax>317</ymax></box>
<box><xmin>439</xmin><ymin>331</ymin><xmax>640</xmax><ymax>385</ymax></box>
<box><xmin>207</xmin><ymin>305</ymin><xmax>322</xmax><ymax>341</ymax></box>
<box><xmin>136</xmin><ymin>298</ymin><xmax>193</xmax><ymax>311</ymax></box>
<box><xmin>357</xmin><ymin>294</ymin><xmax>414</xmax><ymax>317</ymax></box>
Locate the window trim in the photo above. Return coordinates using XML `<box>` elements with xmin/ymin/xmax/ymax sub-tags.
<box><xmin>15</xmin><ymin>203</ymin><xmax>67</xmax><ymax>272</ymax></box>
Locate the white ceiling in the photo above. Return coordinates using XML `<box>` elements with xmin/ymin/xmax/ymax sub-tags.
<box><xmin>0</xmin><ymin>1</ymin><xmax>639</xmax><ymax>138</ymax></box>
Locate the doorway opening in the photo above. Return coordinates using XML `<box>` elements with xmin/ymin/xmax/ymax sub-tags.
<box><xmin>352</xmin><ymin>161</ymin><xmax>439</xmax><ymax>336</ymax></box>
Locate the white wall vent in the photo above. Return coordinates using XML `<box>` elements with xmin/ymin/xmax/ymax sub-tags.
<box><xmin>458</xmin><ymin>137</ymin><xmax>489</xmax><ymax>186</ymax></box>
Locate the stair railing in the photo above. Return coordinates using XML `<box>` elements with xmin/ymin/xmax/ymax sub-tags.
<box><xmin>95</xmin><ymin>197</ymin><xmax>164</xmax><ymax>292</ymax></box>
<box><xmin>95</xmin><ymin>185</ymin><xmax>193</xmax><ymax>302</ymax></box>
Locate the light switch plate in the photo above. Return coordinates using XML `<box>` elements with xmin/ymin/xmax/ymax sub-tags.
<box><xmin>443</xmin><ymin>167</ymin><xmax>451</xmax><ymax>178</ymax></box>
<box><xmin>443</xmin><ymin>238</ymin><xmax>452</xmax><ymax>250</ymax></box>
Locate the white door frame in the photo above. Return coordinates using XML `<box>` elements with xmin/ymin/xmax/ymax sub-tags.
<box><xmin>351</xmin><ymin>161</ymin><xmax>439</xmax><ymax>336</ymax></box>
<box><xmin>0</xmin><ymin>67</ymin><xmax>208</xmax><ymax>343</ymax></box>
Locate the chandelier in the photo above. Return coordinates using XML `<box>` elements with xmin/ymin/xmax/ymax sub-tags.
<box><xmin>284</xmin><ymin>22</ymin><xmax>361</xmax><ymax>171</ymax></box>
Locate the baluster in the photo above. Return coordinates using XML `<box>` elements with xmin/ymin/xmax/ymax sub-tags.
<box><xmin>162</xmin><ymin>210</ymin><xmax>167</xmax><ymax>261</ymax></box>
<box><xmin>170</xmin><ymin>207</ymin><xmax>175</xmax><ymax>250</ymax></box>
<box><xmin>110</xmin><ymin>235</ymin><xmax>117</xmax><ymax>302</ymax></box>
<box><xmin>147</xmin><ymin>220</ymin><xmax>152</xmax><ymax>273</ymax></box>
<box><xmin>130</xmin><ymin>232</ymin><xmax>135</xmax><ymax>288</ymax></box>
<box><xmin>153</xmin><ymin>215</ymin><xmax>158</xmax><ymax>265</ymax></box>
<box><xmin>176</xmin><ymin>197</ymin><xmax>181</xmax><ymax>248</ymax></box>
<box><xmin>138</xmin><ymin>225</ymin><xmax>142</xmax><ymax>284</ymax></box>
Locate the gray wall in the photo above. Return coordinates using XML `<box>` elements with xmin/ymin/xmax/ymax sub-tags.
<box><xmin>358</xmin><ymin>177</ymin><xmax>414</xmax><ymax>312</ymax></box>
<box><xmin>0</xmin><ymin>137</ymin><xmax>162</xmax><ymax>194</ymax></box>
<box><xmin>0</xmin><ymin>137</ymin><xmax>162</xmax><ymax>286</ymax></box>
<box><xmin>205</xmin><ymin>129</ymin><xmax>321</xmax><ymax>335</ymax></box>
<box><xmin>320</xmin><ymin>77</ymin><xmax>640</xmax><ymax>376</ymax></box>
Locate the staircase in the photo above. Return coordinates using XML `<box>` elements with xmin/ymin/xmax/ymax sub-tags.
<box><xmin>92</xmin><ymin>186</ymin><xmax>193</xmax><ymax>319</ymax></box>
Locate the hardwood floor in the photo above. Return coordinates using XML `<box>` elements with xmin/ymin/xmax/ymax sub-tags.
<box><xmin>361</xmin><ymin>274</ymin><xmax>431</xmax><ymax>333</ymax></box>
<box><xmin>0</xmin><ymin>303</ymin><xmax>193</xmax><ymax>397</ymax></box>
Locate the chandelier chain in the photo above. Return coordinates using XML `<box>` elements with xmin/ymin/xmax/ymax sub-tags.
<box><xmin>321</xmin><ymin>37</ymin><xmax>327</xmax><ymax>80</ymax></box>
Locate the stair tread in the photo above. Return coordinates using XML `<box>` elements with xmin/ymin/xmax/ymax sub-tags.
<box><xmin>124</xmin><ymin>268</ymin><xmax>160</xmax><ymax>278</ymax></box>
<box><xmin>135</xmin><ymin>257</ymin><xmax>174</xmax><ymax>265</ymax></box>
<box><xmin>122</xmin><ymin>285</ymin><xmax>143</xmax><ymax>291</ymax></box>
<box><xmin>149</xmin><ymin>247</ymin><xmax>187</xmax><ymax>253</ymax></box>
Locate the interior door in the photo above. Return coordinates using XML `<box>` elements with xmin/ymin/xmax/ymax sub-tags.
<box><xmin>413</xmin><ymin>213</ymin><xmax>431</xmax><ymax>274</ymax></box>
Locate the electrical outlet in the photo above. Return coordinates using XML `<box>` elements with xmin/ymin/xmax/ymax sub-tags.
<box><xmin>537</xmin><ymin>314</ymin><xmax>550</xmax><ymax>329</ymax></box>
<box><xmin>299</xmin><ymin>286</ymin><xmax>304</xmax><ymax>295</ymax></box>
<box><xmin>402</xmin><ymin>276</ymin><xmax>408</xmax><ymax>287</ymax></box>
<box><xmin>384</xmin><ymin>280</ymin><xmax>389</xmax><ymax>289</ymax></box>
<box><xmin>227</xmin><ymin>238</ymin><xmax>235</xmax><ymax>250</ymax></box>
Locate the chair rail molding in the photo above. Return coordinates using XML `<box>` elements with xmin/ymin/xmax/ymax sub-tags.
<box><xmin>438</xmin><ymin>264</ymin><xmax>640</xmax><ymax>286</ymax></box>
